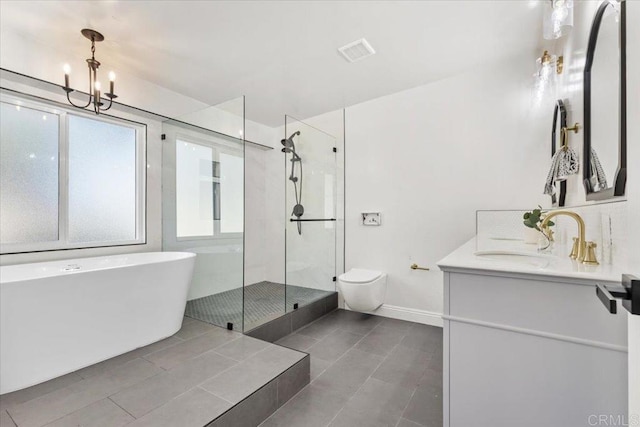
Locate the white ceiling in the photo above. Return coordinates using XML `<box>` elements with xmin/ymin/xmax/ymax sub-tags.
<box><xmin>0</xmin><ymin>1</ymin><xmax>543</xmax><ymax>126</ymax></box>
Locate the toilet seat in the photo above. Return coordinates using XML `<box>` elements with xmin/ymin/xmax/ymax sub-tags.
<box><xmin>339</xmin><ymin>268</ymin><xmax>382</xmax><ymax>284</ymax></box>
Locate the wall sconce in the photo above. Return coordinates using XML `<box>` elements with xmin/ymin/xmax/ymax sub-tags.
<box><xmin>533</xmin><ymin>50</ymin><xmax>563</xmax><ymax>104</ymax></box>
<box><xmin>62</xmin><ymin>29</ymin><xmax>117</xmax><ymax>115</ymax></box>
<box><xmin>543</xmin><ymin>0</ymin><xmax>574</xmax><ymax>40</ymax></box>
<box><xmin>537</xmin><ymin>50</ymin><xmax>564</xmax><ymax>81</ymax></box>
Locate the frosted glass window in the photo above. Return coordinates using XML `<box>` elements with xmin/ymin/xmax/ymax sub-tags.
<box><xmin>68</xmin><ymin>115</ymin><xmax>137</xmax><ymax>243</ymax></box>
<box><xmin>176</xmin><ymin>140</ymin><xmax>215</xmax><ymax>237</ymax></box>
<box><xmin>220</xmin><ymin>152</ymin><xmax>243</xmax><ymax>233</ymax></box>
<box><xmin>0</xmin><ymin>102</ymin><xmax>59</xmax><ymax>244</ymax></box>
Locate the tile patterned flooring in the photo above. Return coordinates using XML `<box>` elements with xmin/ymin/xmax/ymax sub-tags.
<box><xmin>0</xmin><ymin>317</ymin><xmax>306</xmax><ymax>427</ymax></box>
<box><xmin>264</xmin><ymin>309</ymin><xmax>444</xmax><ymax>427</ymax></box>
<box><xmin>0</xmin><ymin>309</ymin><xmax>442</xmax><ymax>427</ymax></box>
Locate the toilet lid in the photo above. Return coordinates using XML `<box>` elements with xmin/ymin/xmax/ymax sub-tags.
<box><xmin>339</xmin><ymin>268</ymin><xmax>382</xmax><ymax>283</ymax></box>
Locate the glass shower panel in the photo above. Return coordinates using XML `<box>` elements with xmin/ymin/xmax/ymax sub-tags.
<box><xmin>284</xmin><ymin>116</ymin><xmax>337</xmax><ymax>312</ymax></box>
<box><xmin>162</xmin><ymin>96</ymin><xmax>245</xmax><ymax>331</ymax></box>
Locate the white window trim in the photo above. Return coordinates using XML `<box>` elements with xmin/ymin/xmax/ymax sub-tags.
<box><xmin>172</xmin><ymin>130</ymin><xmax>243</xmax><ymax>241</ymax></box>
<box><xmin>0</xmin><ymin>93</ymin><xmax>147</xmax><ymax>254</ymax></box>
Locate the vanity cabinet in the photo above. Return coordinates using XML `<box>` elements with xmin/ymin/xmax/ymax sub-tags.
<box><xmin>442</xmin><ymin>270</ymin><xmax>628</xmax><ymax>427</ymax></box>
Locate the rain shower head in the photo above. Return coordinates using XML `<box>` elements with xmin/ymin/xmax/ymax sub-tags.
<box><xmin>281</xmin><ymin>131</ymin><xmax>301</xmax><ymax>149</ymax></box>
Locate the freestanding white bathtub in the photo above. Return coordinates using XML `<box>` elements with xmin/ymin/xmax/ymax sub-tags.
<box><xmin>0</xmin><ymin>251</ymin><xmax>196</xmax><ymax>394</ymax></box>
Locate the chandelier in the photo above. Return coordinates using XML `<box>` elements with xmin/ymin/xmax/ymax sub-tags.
<box><xmin>62</xmin><ymin>29</ymin><xmax>117</xmax><ymax>115</ymax></box>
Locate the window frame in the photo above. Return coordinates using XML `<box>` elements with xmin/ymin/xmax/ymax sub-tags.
<box><xmin>0</xmin><ymin>93</ymin><xmax>147</xmax><ymax>254</ymax></box>
<box><xmin>173</xmin><ymin>131</ymin><xmax>243</xmax><ymax>241</ymax></box>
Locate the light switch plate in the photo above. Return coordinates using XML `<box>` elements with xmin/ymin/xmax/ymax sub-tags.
<box><xmin>362</xmin><ymin>212</ymin><xmax>381</xmax><ymax>226</ymax></box>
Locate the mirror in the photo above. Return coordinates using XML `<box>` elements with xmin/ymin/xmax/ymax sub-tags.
<box><xmin>550</xmin><ymin>99</ymin><xmax>567</xmax><ymax>207</ymax></box>
<box><xmin>583</xmin><ymin>0</ymin><xmax>626</xmax><ymax>200</ymax></box>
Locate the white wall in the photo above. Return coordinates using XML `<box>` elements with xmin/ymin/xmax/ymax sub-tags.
<box><xmin>173</xmin><ymin>103</ymin><xmax>277</xmax><ymax>149</ymax></box>
<box><xmin>343</xmin><ymin>54</ymin><xmax>549</xmax><ymax>325</ymax></box>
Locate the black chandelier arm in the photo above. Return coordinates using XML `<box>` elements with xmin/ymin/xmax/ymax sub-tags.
<box><xmin>65</xmin><ymin>90</ymin><xmax>93</xmax><ymax>109</ymax></box>
<box><xmin>99</xmin><ymin>96</ymin><xmax>115</xmax><ymax>112</ymax></box>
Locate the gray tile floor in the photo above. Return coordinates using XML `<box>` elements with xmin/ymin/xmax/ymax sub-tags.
<box><xmin>0</xmin><ymin>317</ymin><xmax>306</xmax><ymax>427</ymax></box>
<box><xmin>264</xmin><ymin>309</ymin><xmax>444</xmax><ymax>427</ymax></box>
<box><xmin>185</xmin><ymin>281</ymin><xmax>334</xmax><ymax>331</ymax></box>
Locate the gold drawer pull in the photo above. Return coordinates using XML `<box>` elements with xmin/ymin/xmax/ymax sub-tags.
<box><xmin>410</xmin><ymin>263</ymin><xmax>429</xmax><ymax>271</ymax></box>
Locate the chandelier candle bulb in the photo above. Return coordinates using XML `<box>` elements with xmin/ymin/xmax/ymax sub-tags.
<box><xmin>63</xmin><ymin>64</ymin><xmax>70</xmax><ymax>89</ymax></box>
<box><xmin>94</xmin><ymin>81</ymin><xmax>101</xmax><ymax>104</ymax></box>
<box><xmin>108</xmin><ymin>71</ymin><xmax>115</xmax><ymax>95</ymax></box>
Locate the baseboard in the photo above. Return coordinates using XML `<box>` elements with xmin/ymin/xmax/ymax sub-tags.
<box><xmin>358</xmin><ymin>304</ymin><xmax>443</xmax><ymax>327</ymax></box>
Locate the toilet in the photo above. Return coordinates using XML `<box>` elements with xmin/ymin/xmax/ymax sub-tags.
<box><xmin>338</xmin><ymin>268</ymin><xmax>387</xmax><ymax>312</ymax></box>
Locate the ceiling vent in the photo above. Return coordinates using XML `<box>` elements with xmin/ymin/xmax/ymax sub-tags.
<box><xmin>338</xmin><ymin>38</ymin><xmax>375</xmax><ymax>63</ymax></box>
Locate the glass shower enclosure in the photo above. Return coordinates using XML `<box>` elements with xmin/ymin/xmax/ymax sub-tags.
<box><xmin>162</xmin><ymin>105</ymin><xmax>338</xmax><ymax>333</ymax></box>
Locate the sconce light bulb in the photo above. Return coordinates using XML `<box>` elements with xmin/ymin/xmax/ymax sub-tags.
<box><xmin>63</xmin><ymin>64</ymin><xmax>71</xmax><ymax>74</ymax></box>
<box><xmin>95</xmin><ymin>81</ymin><xmax>101</xmax><ymax>91</ymax></box>
<box><xmin>109</xmin><ymin>71</ymin><xmax>116</xmax><ymax>82</ymax></box>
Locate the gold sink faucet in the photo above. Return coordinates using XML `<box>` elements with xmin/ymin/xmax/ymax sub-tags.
<box><xmin>540</xmin><ymin>210</ymin><xmax>599</xmax><ymax>265</ymax></box>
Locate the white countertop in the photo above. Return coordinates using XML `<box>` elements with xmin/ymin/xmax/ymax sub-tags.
<box><xmin>437</xmin><ymin>237</ymin><xmax>625</xmax><ymax>284</ymax></box>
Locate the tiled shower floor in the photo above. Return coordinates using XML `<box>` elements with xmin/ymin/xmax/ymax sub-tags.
<box><xmin>0</xmin><ymin>317</ymin><xmax>307</xmax><ymax>427</ymax></box>
<box><xmin>185</xmin><ymin>281</ymin><xmax>334</xmax><ymax>331</ymax></box>
<box><xmin>263</xmin><ymin>309</ymin><xmax>444</xmax><ymax>427</ymax></box>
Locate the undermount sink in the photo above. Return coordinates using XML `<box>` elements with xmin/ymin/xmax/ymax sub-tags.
<box><xmin>473</xmin><ymin>250</ymin><xmax>553</xmax><ymax>268</ymax></box>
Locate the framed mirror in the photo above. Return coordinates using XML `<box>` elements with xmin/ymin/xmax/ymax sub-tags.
<box><xmin>550</xmin><ymin>99</ymin><xmax>567</xmax><ymax>207</ymax></box>
<box><xmin>583</xmin><ymin>0</ymin><xmax>626</xmax><ymax>200</ymax></box>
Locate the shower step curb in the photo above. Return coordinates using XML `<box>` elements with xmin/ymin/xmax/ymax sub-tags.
<box><xmin>245</xmin><ymin>292</ymin><xmax>339</xmax><ymax>343</ymax></box>
<box><xmin>205</xmin><ymin>354</ymin><xmax>310</xmax><ymax>427</ymax></box>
